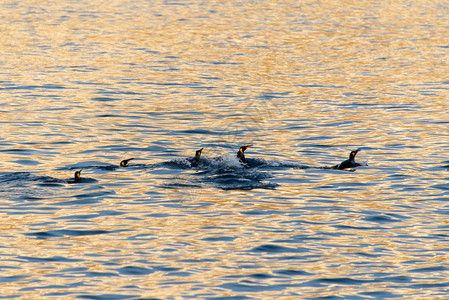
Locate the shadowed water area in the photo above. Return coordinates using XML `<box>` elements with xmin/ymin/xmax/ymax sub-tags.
<box><xmin>1</xmin><ymin>0</ymin><xmax>449</xmax><ymax>298</ymax></box>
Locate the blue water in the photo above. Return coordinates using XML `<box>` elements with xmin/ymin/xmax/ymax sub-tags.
<box><xmin>1</xmin><ymin>0</ymin><xmax>449</xmax><ymax>299</ymax></box>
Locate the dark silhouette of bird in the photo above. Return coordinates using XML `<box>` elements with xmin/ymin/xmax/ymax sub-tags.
<box><xmin>68</xmin><ymin>170</ymin><xmax>82</xmax><ymax>184</ymax></box>
<box><xmin>334</xmin><ymin>148</ymin><xmax>364</xmax><ymax>170</ymax></box>
<box><xmin>237</xmin><ymin>145</ymin><xmax>252</xmax><ymax>163</ymax></box>
<box><xmin>190</xmin><ymin>148</ymin><xmax>203</xmax><ymax>167</ymax></box>
<box><xmin>120</xmin><ymin>158</ymin><xmax>134</xmax><ymax>167</ymax></box>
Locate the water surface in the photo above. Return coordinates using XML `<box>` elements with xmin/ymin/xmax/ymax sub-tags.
<box><xmin>1</xmin><ymin>0</ymin><xmax>449</xmax><ymax>299</ymax></box>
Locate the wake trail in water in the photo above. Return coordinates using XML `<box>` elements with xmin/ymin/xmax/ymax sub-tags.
<box><xmin>1</xmin><ymin>155</ymin><xmax>368</xmax><ymax>192</ymax></box>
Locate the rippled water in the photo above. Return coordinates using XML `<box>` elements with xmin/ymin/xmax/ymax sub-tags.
<box><xmin>1</xmin><ymin>0</ymin><xmax>449</xmax><ymax>299</ymax></box>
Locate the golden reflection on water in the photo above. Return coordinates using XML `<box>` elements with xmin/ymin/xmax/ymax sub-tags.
<box><xmin>1</xmin><ymin>0</ymin><xmax>449</xmax><ymax>298</ymax></box>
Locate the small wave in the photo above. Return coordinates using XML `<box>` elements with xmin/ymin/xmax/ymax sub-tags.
<box><xmin>163</xmin><ymin>158</ymin><xmax>194</xmax><ymax>169</ymax></box>
<box><xmin>409</xmin><ymin>266</ymin><xmax>449</xmax><ymax>273</ymax></box>
<box><xmin>0</xmin><ymin>172</ymin><xmax>66</xmax><ymax>184</ymax></box>
<box><xmin>59</xmin><ymin>161</ymin><xmax>119</xmax><ymax>171</ymax></box>
<box><xmin>251</xmin><ymin>244</ymin><xmax>309</xmax><ymax>254</ymax></box>
<box><xmin>76</xmin><ymin>293</ymin><xmax>139</xmax><ymax>299</ymax></box>
<box><xmin>211</xmin><ymin>179</ymin><xmax>278</xmax><ymax>191</ymax></box>
<box><xmin>0</xmin><ymin>172</ymin><xmax>33</xmax><ymax>183</ymax></box>
<box><xmin>17</xmin><ymin>255</ymin><xmax>83</xmax><ymax>263</ymax></box>
<box><xmin>0</xmin><ymin>275</ymin><xmax>30</xmax><ymax>283</ymax></box>
<box><xmin>201</xmin><ymin>236</ymin><xmax>237</xmax><ymax>242</ymax></box>
<box><xmin>70</xmin><ymin>177</ymin><xmax>98</xmax><ymax>184</ymax></box>
<box><xmin>306</xmin><ymin>277</ymin><xmax>372</xmax><ymax>286</ymax></box>
<box><xmin>25</xmin><ymin>229</ymin><xmax>113</xmax><ymax>239</ymax></box>
<box><xmin>116</xmin><ymin>266</ymin><xmax>155</xmax><ymax>275</ymax></box>
<box><xmin>219</xmin><ymin>282</ymin><xmax>288</xmax><ymax>293</ymax></box>
<box><xmin>275</xmin><ymin>269</ymin><xmax>312</xmax><ymax>276</ymax></box>
<box><xmin>431</xmin><ymin>183</ymin><xmax>449</xmax><ymax>191</ymax></box>
<box><xmin>363</xmin><ymin>215</ymin><xmax>402</xmax><ymax>224</ymax></box>
<box><xmin>162</xmin><ymin>181</ymin><xmax>203</xmax><ymax>189</ymax></box>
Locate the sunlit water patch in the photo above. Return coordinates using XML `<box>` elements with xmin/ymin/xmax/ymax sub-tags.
<box><xmin>1</xmin><ymin>0</ymin><xmax>449</xmax><ymax>299</ymax></box>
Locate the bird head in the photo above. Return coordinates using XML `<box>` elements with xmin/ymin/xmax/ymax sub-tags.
<box><xmin>349</xmin><ymin>149</ymin><xmax>360</xmax><ymax>159</ymax></box>
<box><xmin>120</xmin><ymin>158</ymin><xmax>134</xmax><ymax>167</ymax></box>
<box><xmin>195</xmin><ymin>148</ymin><xmax>203</xmax><ymax>157</ymax></box>
<box><xmin>74</xmin><ymin>170</ymin><xmax>82</xmax><ymax>181</ymax></box>
<box><xmin>239</xmin><ymin>144</ymin><xmax>253</xmax><ymax>153</ymax></box>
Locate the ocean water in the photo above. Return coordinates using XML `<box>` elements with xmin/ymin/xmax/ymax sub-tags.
<box><xmin>1</xmin><ymin>0</ymin><xmax>449</xmax><ymax>299</ymax></box>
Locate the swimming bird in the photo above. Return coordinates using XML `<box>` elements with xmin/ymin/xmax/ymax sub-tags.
<box><xmin>334</xmin><ymin>148</ymin><xmax>364</xmax><ymax>170</ymax></box>
<box><xmin>237</xmin><ymin>145</ymin><xmax>252</xmax><ymax>163</ymax></box>
<box><xmin>120</xmin><ymin>158</ymin><xmax>134</xmax><ymax>167</ymax></box>
<box><xmin>68</xmin><ymin>170</ymin><xmax>82</xmax><ymax>184</ymax></box>
<box><xmin>190</xmin><ymin>148</ymin><xmax>203</xmax><ymax>167</ymax></box>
